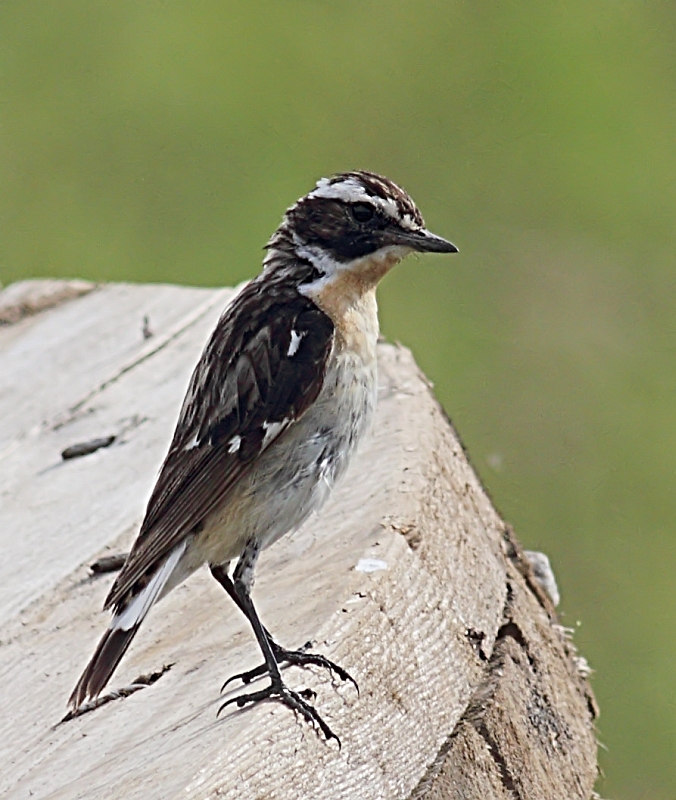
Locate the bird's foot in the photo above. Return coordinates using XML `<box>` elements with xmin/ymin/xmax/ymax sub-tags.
<box><xmin>218</xmin><ymin>676</ymin><xmax>340</xmax><ymax>744</ymax></box>
<box><xmin>221</xmin><ymin>639</ymin><xmax>358</xmax><ymax>693</ymax></box>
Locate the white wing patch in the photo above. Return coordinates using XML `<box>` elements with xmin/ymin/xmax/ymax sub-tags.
<box><xmin>184</xmin><ymin>433</ymin><xmax>200</xmax><ymax>451</ymax></box>
<box><xmin>262</xmin><ymin>420</ymin><xmax>288</xmax><ymax>448</ymax></box>
<box><xmin>112</xmin><ymin>541</ymin><xmax>187</xmax><ymax>632</ymax></box>
<box><xmin>287</xmin><ymin>329</ymin><xmax>306</xmax><ymax>357</ymax></box>
<box><xmin>227</xmin><ymin>435</ymin><xmax>242</xmax><ymax>454</ymax></box>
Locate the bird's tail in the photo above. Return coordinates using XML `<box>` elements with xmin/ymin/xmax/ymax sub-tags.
<box><xmin>68</xmin><ymin>622</ymin><xmax>141</xmax><ymax>709</ymax></box>
<box><xmin>69</xmin><ymin>542</ymin><xmax>186</xmax><ymax>709</ymax></box>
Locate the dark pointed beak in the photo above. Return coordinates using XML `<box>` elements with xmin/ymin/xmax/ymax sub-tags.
<box><xmin>388</xmin><ymin>228</ymin><xmax>459</xmax><ymax>254</ymax></box>
<box><xmin>414</xmin><ymin>229</ymin><xmax>459</xmax><ymax>254</ymax></box>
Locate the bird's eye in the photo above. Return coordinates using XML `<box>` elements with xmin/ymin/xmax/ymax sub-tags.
<box><xmin>350</xmin><ymin>203</ymin><xmax>374</xmax><ymax>223</ymax></box>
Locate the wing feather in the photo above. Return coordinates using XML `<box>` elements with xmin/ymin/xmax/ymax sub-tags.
<box><xmin>105</xmin><ymin>271</ymin><xmax>334</xmax><ymax>610</ymax></box>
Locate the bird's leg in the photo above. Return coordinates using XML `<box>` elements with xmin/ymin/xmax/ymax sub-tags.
<box><xmin>210</xmin><ymin>563</ymin><xmax>357</xmax><ymax>692</ymax></box>
<box><xmin>211</xmin><ymin>541</ymin><xmax>340</xmax><ymax>743</ymax></box>
<box><xmin>210</xmin><ymin>561</ymin><xmax>277</xmax><ymax>651</ymax></box>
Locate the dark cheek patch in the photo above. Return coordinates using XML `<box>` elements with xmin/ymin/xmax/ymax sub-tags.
<box><xmin>331</xmin><ymin>234</ymin><xmax>384</xmax><ymax>261</ymax></box>
<box><xmin>292</xmin><ymin>199</ymin><xmax>388</xmax><ymax>261</ymax></box>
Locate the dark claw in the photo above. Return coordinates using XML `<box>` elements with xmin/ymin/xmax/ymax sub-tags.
<box><xmin>221</xmin><ymin>640</ymin><xmax>358</xmax><ymax>694</ymax></box>
<box><xmin>218</xmin><ymin>678</ymin><xmax>340</xmax><ymax>746</ymax></box>
<box><xmin>281</xmin><ymin>650</ymin><xmax>358</xmax><ymax>694</ymax></box>
<box><xmin>221</xmin><ymin>666</ymin><xmax>261</xmax><ymax>692</ymax></box>
<box><xmin>221</xmin><ymin>639</ymin><xmax>312</xmax><ymax>691</ymax></box>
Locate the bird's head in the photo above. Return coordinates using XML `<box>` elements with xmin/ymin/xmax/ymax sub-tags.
<box><xmin>266</xmin><ymin>170</ymin><xmax>457</xmax><ymax>286</ymax></box>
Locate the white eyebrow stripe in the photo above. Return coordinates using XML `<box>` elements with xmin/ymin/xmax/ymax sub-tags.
<box><xmin>308</xmin><ymin>178</ymin><xmax>420</xmax><ymax>231</ymax></box>
<box><xmin>310</xmin><ymin>177</ymin><xmax>375</xmax><ymax>204</ymax></box>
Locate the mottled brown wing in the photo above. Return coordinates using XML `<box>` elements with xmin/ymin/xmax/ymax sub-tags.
<box><xmin>105</xmin><ymin>270</ymin><xmax>334</xmax><ymax>610</ymax></box>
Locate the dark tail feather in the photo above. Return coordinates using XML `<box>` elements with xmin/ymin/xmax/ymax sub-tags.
<box><xmin>69</xmin><ymin>623</ymin><xmax>140</xmax><ymax>709</ymax></box>
<box><xmin>69</xmin><ymin>543</ymin><xmax>187</xmax><ymax>710</ymax></box>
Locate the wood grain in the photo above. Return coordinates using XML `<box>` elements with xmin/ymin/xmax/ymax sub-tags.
<box><xmin>0</xmin><ymin>281</ymin><xmax>597</xmax><ymax>799</ymax></box>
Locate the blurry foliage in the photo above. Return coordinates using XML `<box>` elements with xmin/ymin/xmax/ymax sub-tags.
<box><xmin>1</xmin><ymin>2</ymin><xmax>675</xmax><ymax>797</ymax></box>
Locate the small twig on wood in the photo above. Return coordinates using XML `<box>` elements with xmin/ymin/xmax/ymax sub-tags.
<box><xmin>61</xmin><ymin>435</ymin><xmax>116</xmax><ymax>460</ymax></box>
<box><xmin>89</xmin><ymin>553</ymin><xmax>129</xmax><ymax>574</ymax></box>
<box><xmin>142</xmin><ymin>315</ymin><xmax>153</xmax><ymax>339</ymax></box>
<box><xmin>56</xmin><ymin>664</ymin><xmax>174</xmax><ymax>727</ymax></box>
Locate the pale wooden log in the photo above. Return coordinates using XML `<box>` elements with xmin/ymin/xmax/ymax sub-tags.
<box><xmin>0</xmin><ymin>280</ymin><xmax>598</xmax><ymax>800</ymax></box>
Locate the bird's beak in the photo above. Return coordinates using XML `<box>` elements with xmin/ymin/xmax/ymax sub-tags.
<box><xmin>388</xmin><ymin>228</ymin><xmax>459</xmax><ymax>254</ymax></box>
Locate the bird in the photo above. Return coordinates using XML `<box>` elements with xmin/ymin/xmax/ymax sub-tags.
<box><xmin>69</xmin><ymin>170</ymin><xmax>458</xmax><ymax>741</ymax></box>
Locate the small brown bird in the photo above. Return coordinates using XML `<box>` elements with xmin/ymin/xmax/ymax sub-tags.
<box><xmin>69</xmin><ymin>171</ymin><xmax>457</xmax><ymax>740</ymax></box>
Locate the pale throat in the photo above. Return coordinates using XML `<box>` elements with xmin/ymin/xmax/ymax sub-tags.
<box><xmin>299</xmin><ymin>245</ymin><xmax>410</xmax><ymax>318</ymax></box>
<box><xmin>299</xmin><ymin>245</ymin><xmax>410</xmax><ymax>357</ymax></box>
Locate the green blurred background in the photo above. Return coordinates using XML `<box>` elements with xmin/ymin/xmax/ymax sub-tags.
<box><xmin>1</xmin><ymin>2</ymin><xmax>674</xmax><ymax>796</ymax></box>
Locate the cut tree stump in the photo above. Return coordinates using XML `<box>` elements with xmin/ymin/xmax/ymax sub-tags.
<box><xmin>0</xmin><ymin>280</ymin><xmax>598</xmax><ymax>800</ymax></box>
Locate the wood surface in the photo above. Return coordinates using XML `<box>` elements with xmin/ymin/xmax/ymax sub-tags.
<box><xmin>0</xmin><ymin>280</ymin><xmax>598</xmax><ymax>799</ymax></box>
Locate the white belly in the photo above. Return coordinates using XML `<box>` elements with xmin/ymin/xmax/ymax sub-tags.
<box><xmin>196</xmin><ymin>345</ymin><xmax>378</xmax><ymax>566</ymax></box>
<box><xmin>193</xmin><ymin>279</ymin><xmax>381</xmax><ymax>570</ymax></box>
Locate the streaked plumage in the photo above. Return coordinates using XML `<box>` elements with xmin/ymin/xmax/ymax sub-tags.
<box><xmin>70</xmin><ymin>170</ymin><xmax>457</xmax><ymax>739</ymax></box>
